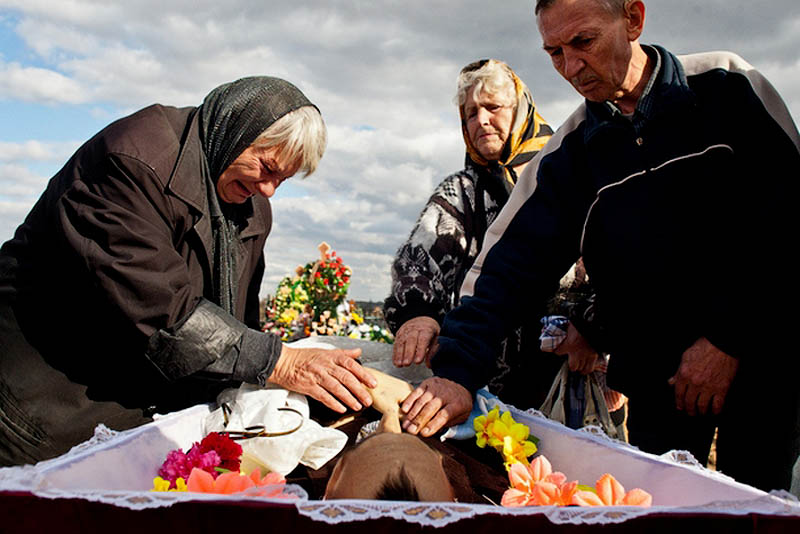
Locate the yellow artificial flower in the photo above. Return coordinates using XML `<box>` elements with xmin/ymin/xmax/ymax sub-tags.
<box><xmin>473</xmin><ymin>407</ymin><xmax>501</xmax><ymax>448</ymax></box>
<box><xmin>151</xmin><ymin>476</ymin><xmax>170</xmax><ymax>492</ymax></box>
<box><xmin>486</xmin><ymin>413</ymin><xmax>511</xmax><ymax>451</ymax></box>
<box><xmin>476</xmin><ymin>408</ymin><xmax>538</xmax><ymax>469</ymax></box>
<box><xmin>351</xmin><ymin>311</ymin><xmax>364</xmax><ymax>324</ymax></box>
<box><xmin>489</xmin><ymin>411</ymin><xmax>532</xmax><ymax>452</ymax></box>
<box><xmin>151</xmin><ymin>476</ymin><xmax>187</xmax><ymax>492</ymax></box>
<box><xmin>502</xmin><ymin>434</ymin><xmax>538</xmax><ymax>469</ymax></box>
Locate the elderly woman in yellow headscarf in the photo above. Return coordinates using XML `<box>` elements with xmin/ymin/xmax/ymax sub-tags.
<box><xmin>384</xmin><ymin>59</ymin><xmax>562</xmax><ymax>409</ymax></box>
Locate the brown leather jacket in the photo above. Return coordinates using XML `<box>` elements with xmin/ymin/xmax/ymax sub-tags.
<box><xmin>0</xmin><ymin>104</ymin><xmax>281</xmax><ymax>464</ymax></box>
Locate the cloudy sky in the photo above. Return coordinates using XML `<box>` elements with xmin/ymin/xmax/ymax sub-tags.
<box><xmin>1</xmin><ymin>0</ymin><xmax>799</xmax><ymax>302</ymax></box>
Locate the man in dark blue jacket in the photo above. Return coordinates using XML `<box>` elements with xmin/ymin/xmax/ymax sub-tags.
<box><xmin>401</xmin><ymin>0</ymin><xmax>800</xmax><ymax>492</ymax></box>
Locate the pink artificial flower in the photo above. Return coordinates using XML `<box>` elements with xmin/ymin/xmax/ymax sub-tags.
<box><xmin>158</xmin><ymin>449</ymin><xmax>192</xmax><ymax>485</ymax></box>
<box><xmin>186</xmin><ymin>448</ymin><xmax>222</xmax><ymax>473</ymax></box>
<box><xmin>158</xmin><ymin>448</ymin><xmax>219</xmax><ymax>488</ymax></box>
<box><xmin>571</xmin><ymin>473</ymin><xmax>652</xmax><ymax>507</ymax></box>
<box><xmin>157</xmin><ymin>433</ymin><xmax>241</xmax><ymax>489</ymax></box>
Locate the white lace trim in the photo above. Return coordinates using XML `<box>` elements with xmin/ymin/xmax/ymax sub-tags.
<box><xmin>295</xmin><ymin>491</ymin><xmax>800</xmax><ymax>527</ymax></box>
<box><xmin>28</xmin><ymin>486</ymin><xmax>309</xmax><ymax>510</ymax></box>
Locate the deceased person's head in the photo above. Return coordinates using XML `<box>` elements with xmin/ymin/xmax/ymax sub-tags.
<box><xmin>323</xmin><ymin>432</ymin><xmax>455</xmax><ymax>501</ymax></box>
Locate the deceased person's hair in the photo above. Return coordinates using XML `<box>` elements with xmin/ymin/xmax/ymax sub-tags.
<box><xmin>324</xmin><ymin>432</ymin><xmax>455</xmax><ymax>502</ymax></box>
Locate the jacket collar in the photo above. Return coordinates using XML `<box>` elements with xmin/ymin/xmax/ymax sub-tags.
<box><xmin>583</xmin><ymin>44</ymin><xmax>696</xmax><ymax>141</ymax></box>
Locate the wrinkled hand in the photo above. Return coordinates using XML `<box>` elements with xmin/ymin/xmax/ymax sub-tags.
<box><xmin>552</xmin><ymin>322</ymin><xmax>599</xmax><ymax>375</ymax></box>
<box><xmin>668</xmin><ymin>337</ymin><xmax>739</xmax><ymax>416</ymax></box>
<box><xmin>400</xmin><ymin>377</ymin><xmax>472</xmax><ymax>437</ymax></box>
<box><xmin>268</xmin><ymin>345</ymin><xmax>377</xmax><ymax>413</ymax></box>
<box><xmin>392</xmin><ymin>316</ymin><xmax>440</xmax><ymax>368</ymax></box>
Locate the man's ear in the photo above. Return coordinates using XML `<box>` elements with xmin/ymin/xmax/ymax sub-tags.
<box><xmin>625</xmin><ymin>0</ymin><xmax>646</xmax><ymax>41</ymax></box>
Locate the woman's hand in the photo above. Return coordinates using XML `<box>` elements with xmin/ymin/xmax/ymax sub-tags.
<box><xmin>268</xmin><ymin>345</ymin><xmax>377</xmax><ymax>413</ymax></box>
<box><xmin>552</xmin><ymin>322</ymin><xmax>599</xmax><ymax>375</ymax></box>
<box><xmin>400</xmin><ymin>377</ymin><xmax>472</xmax><ymax>437</ymax></box>
<box><xmin>392</xmin><ymin>316</ymin><xmax>440</xmax><ymax>368</ymax></box>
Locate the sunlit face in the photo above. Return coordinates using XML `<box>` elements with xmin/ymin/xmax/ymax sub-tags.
<box><xmin>538</xmin><ymin>0</ymin><xmax>638</xmax><ymax>103</ymax></box>
<box><xmin>216</xmin><ymin>144</ymin><xmax>300</xmax><ymax>204</ymax></box>
<box><xmin>464</xmin><ymin>88</ymin><xmax>515</xmax><ymax>161</ymax></box>
<box><xmin>324</xmin><ymin>433</ymin><xmax>454</xmax><ymax>501</ymax></box>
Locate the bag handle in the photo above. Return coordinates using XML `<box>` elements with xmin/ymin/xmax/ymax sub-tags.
<box><xmin>218</xmin><ymin>403</ymin><xmax>304</xmax><ymax>440</ymax></box>
<box><xmin>538</xmin><ymin>362</ymin><xmax>570</xmax><ymax>425</ymax></box>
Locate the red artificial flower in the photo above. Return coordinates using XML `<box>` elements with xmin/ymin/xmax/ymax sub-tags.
<box><xmin>197</xmin><ymin>432</ymin><xmax>242</xmax><ymax>473</ymax></box>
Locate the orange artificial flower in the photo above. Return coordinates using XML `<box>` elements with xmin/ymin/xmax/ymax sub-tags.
<box><xmin>248</xmin><ymin>470</ymin><xmax>293</xmax><ymax>498</ymax></box>
<box><xmin>531</xmin><ymin>479</ymin><xmax>579</xmax><ymax>506</ymax></box>
<box><xmin>187</xmin><ymin>469</ymin><xmax>251</xmax><ymax>494</ymax></box>
<box><xmin>501</xmin><ymin>455</ymin><xmax>578</xmax><ymax>507</ymax></box>
<box><xmin>571</xmin><ymin>473</ymin><xmax>652</xmax><ymax>507</ymax></box>
<box><xmin>185</xmin><ymin>467</ymin><xmax>292</xmax><ymax>498</ymax></box>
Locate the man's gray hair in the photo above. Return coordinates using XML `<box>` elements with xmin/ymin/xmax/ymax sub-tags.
<box><xmin>252</xmin><ymin>105</ymin><xmax>327</xmax><ymax>177</ymax></box>
<box><xmin>535</xmin><ymin>0</ymin><xmax>630</xmax><ymax>16</ymax></box>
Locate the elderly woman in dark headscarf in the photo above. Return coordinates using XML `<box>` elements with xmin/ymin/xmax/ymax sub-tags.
<box><xmin>0</xmin><ymin>76</ymin><xmax>376</xmax><ymax>466</ymax></box>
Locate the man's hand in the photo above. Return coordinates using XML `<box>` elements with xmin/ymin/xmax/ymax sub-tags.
<box><xmin>668</xmin><ymin>337</ymin><xmax>739</xmax><ymax>416</ymax></box>
<box><xmin>400</xmin><ymin>377</ymin><xmax>472</xmax><ymax>437</ymax></box>
<box><xmin>392</xmin><ymin>316</ymin><xmax>440</xmax><ymax>368</ymax></box>
<box><xmin>268</xmin><ymin>345</ymin><xmax>377</xmax><ymax>413</ymax></box>
<box><xmin>552</xmin><ymin>322</ymin><xmax>599</xmax><ymax>375</ymax></box>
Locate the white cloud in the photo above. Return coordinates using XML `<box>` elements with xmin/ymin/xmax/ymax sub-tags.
<box><xmin>0</xmin><ymin>162</ymin><xmax>47</xmax><ymax>194</ymax></box>
<box><xmin>0</xmin><ymin>60</ymin><xmax>87</xmax><ymax>103</ymax></box>
<box><xmin>0</xmin><ymin>140</ymin><xmax>79</xmax><ymax>162</ymax></box>
<box><xmin>2</xmin><ymin>0</ymin><xmax>800</xmax><ymax>301</ymax></box>
<box><xmin>0</xmin><ymin>163</ymin><xmax>47</xmax><ymax>242</ymax></box>
<box><xmin>760</xmin><ymin>59</ymin><xmax>800</xmax><ymax>123</ymax></box>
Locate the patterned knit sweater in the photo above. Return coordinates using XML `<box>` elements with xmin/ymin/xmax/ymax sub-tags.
<box><xmin>384</xmin><ymin>162</ymin><xmax>562</xmax><ymax>406</ymax></box>
<box><xmin>385</xmin><ymin>162</ymin><xmax>507</xmax><ymax>329</ymax></box>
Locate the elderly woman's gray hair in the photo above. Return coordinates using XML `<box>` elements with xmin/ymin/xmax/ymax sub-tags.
<box><xmin>253</xmin><ymin>105</ymin><xmax>327</xmax><ymax>177</ymax></box>
<box><xmin>455</xmin><ymin>59</ymin><xmax>533</xmax><ymax>140</ymax></box>
<box><xmin>454</xmin><ymin>59</ymin><xmax>517</xmax><ymax>110</ymax></box>
<box><xmin>535</xmin><ymin>0</ymin><xmax>630</xmax><ymax>15</ymax></box>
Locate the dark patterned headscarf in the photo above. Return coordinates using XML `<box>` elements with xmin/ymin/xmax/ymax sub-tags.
<box><xmin>197</xmin><ymin>76</ymin><xmax>315</xmax><ymax>313</ymax></box>
<box><xmin>199</xmin><ymin>76</ymin><xmax>313</xmax><ymax>182</ymax></box>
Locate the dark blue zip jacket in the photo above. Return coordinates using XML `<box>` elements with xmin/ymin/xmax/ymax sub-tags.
<box><xmin>432</xmin><ymin>46</ymin><xmax>800</xmax><ymax>396</ymax></box>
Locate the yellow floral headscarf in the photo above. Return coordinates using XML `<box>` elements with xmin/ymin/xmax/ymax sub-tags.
<box><xmin>459</xmin><ymin>60</ymin><xmax>553</xmax><ymax>186</ymax></box>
